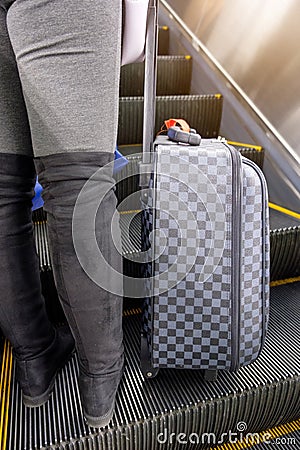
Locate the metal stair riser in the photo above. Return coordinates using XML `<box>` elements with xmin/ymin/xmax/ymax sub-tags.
<box><xmin>236</xmin><ymin>147</ymin><xmax>264</xmax><ymax>169</ymax></box>
<box><xmin>270</xmin><ymin>227</ymin><xmax>300</xmax><ymax>281</ymax></box>
<box><xmin>120</xmin><ymin>55</ymin><xmax>192</xmax><ymax>97</ymax></box>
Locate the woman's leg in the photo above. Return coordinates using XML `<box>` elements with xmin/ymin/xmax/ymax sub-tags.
<box><xmin>0</xmin><ymin>4</ymin><xmax>74</xmax><ymax>407</ymax></box>
<box><xmin>7</xmin><ymin>0</ymin><xmax>124</xmax><ymax>427</ymax></box>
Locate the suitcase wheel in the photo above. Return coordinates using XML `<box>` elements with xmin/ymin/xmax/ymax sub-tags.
<box><xmin>140</xmin><ymin>333</ymin><xmax>159</xmax><ymax>379</ymax></box>
<box><xmin>143</xmin><ymin>368</ymin><xmax>160</xmax><ymax>379</ymax></box>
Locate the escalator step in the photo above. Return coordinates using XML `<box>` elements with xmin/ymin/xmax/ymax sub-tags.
<box><xmin>118</xmin><ymin>94</ymin><xmax>223</xmax><ymax>145</ymax></box>
<box><xmin>270</xmin><ymin>227</ymin><xmax>300</xmax><ymax>281</ymax></box>
<box><xmin>114</xmin><ymin>154</ymin><xmax>142</xmax><ymax>210</ymax></box>
<box><xmin>227</xmin><ymin>141</ymin><xmax>265</xmax><ymax>169</ymax></box>
<box><xmin>33</xmin><ymin>215</ymin><xmax>51</xmax><ymax>271</ymax></box>
<box><xmin>5</xmin><ymin>282</ymin><xmax>300</xmax><ymax>449</ymax></box>
<box><xmin>269</xmin><ymin>205</ymin><xmax>300</xmax><ymax>230</ymax></box>
<box><xmin>32</xmin><ymin>207</ymin><xmax>47</xmax><ymax>223</ymax></box>
<box><xmin>120</xmin><ymin>55</ymin><xmax>192</xmax><ymax>97</ymax></box>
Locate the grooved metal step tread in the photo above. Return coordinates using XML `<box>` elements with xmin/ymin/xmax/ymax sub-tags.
<box><xmin>118</xmin><ymin>94</ymin><xmax>223</xmax><ymax>145</ymax></box>
<box><xmin>120</xmin><ymin>55</ymin><xmax>192</xmax><ymax>97</ymax></box>
<box><xmin>270</xmin><ymin>226</ymin><xmax>300</xmax><ymax>281</ymax></box>
<box><xmin>5</xmin><ymin>282</ymin><xmax>300</xmax><ymax>449</ymax></box>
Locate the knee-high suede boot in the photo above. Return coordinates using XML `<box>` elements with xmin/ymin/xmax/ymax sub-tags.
<box><xmin>35</xmin><ymin>151</ymin><xmax>124</xmax><ymax>428</ymax></box>
<box><xmin>0</xmin><ymin>153</ymin><xmax>75</xmax><ymax>407</ymax></box>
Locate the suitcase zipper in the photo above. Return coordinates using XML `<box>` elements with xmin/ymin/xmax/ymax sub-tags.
<box><xmin>242</xmin><ymin>158</ymin><xmax>269</xmax><ymax>352</ymax></box>
<box><xmin>226</xmin><ymin>145</ymin><xmax>243</xmax><ymax>371</ymax></box>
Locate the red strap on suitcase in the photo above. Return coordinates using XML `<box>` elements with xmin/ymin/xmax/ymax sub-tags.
<box><xmin>164</xmin><ymin>118</ymin><xmax>191</xmax><ymax>132</ymax></box>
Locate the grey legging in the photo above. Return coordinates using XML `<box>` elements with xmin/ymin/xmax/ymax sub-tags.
<box><xmin>0</xmin><ymin>0</ymin><xmax>121</xmax><ymax>158</ymax></box>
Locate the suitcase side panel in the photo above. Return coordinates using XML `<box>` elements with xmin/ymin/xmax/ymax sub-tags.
<box><xmin>239</xmin><ymin>160</ymin><xmax>270</xmax><ymax>366</ymax></box>
<box><xmin>141</xmin><ymin>140</ymin><xmax>270</xmax><ymax>372</ymax></box>
<box><xmin>141</xmin><ymin>175</ymin><xmax>155</xmax><ymax>354</ymax></box>
<box><xmin>151</xmin><ymin>143</ymin><xmax>233</xmax><ymax>369</ymax></box>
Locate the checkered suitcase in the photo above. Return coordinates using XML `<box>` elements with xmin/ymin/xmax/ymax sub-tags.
<box><xmin>139</xmin><ymin>1</ymin><xmax>270</xmax><ymax>380</ymax></box>
<box><xmin>140</xmin><ymin>136</ymin><xmax>270</xmax><ymax>379</ymax></box>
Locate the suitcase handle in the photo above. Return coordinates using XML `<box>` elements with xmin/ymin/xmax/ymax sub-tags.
<box><xmin>167</xmin><ymin>126</ymin><xmax>202</xmax><ymax>146</ymax></box>
<box><xmin>142</xmin><ymin>0</ymin><xmax>159</xmax><ymax>164</ymax></box>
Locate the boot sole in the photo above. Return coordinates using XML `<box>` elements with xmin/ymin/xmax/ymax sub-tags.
<box><xmin>22</xmin><ymin>348</ymin><xmax>75</xmax><ymax>408</ymax></box>
<box><xmin>83</xmin><ymin>401</ymin><xmax>115</xmax><ymax>429</ymax></box>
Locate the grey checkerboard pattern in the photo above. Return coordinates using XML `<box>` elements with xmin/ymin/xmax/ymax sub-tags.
<box><xmin>150</xmin><ymin>142</ymin><xmax>233</xmax><ymax>369</ymax></box>
<box><xmin>264</xmin><ymin>205</ymin><xmax>270</xmax><ymax>333</ymax></box>
<box><xmin>239</xmin><ymin>160</ymin><xmax>270</xmax><ymax>365</ymax></box>
<box><xmin>239</xmin><ymin>164</ymin><xmax>263</xmax><ymax>364</ymax></box>
<box><xmin>142</xmin><ymin>140</ymin><xmax>269</xmax><ymax>371</ymax></box>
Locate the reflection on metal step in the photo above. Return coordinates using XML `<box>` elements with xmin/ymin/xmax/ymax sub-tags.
<box><xmin>120</xmin><ymin>55</ymin><xmax>192</xmax><ymax>97</ymax></box>
<box><xmin>118</xmin><ymin>94</ymin><xmax>223</xmax><ymax>145</ymax></box>
<box><xmin>5</xmin><ymin>283</ymin><xmax>300</xmax><ymax>449</ymax></box>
